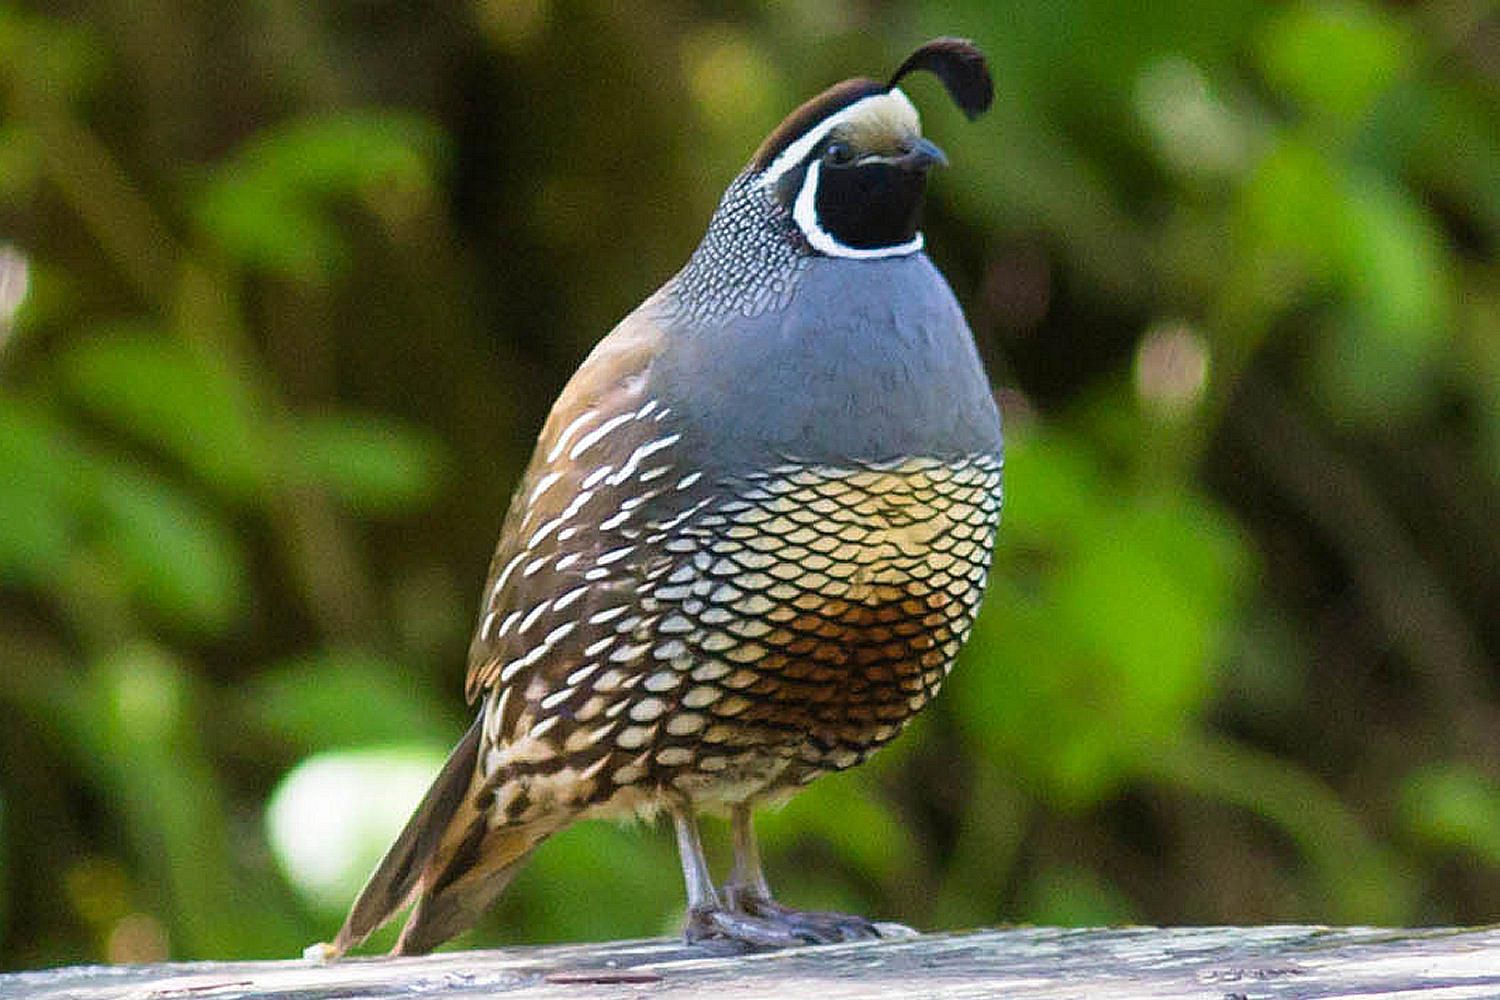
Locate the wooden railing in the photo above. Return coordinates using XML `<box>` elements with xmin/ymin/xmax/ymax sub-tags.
<box><xmin>4</xmin><ymin>925</ymin><xmax>1499</xmax><ymax>998</ymax></box>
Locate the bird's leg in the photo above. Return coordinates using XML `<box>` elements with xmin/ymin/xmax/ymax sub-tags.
<box><xmin>720</xmin><ymin>802</ymin><xmax>889</xmax><ymax>943</ymax></box>
<box><xmin>671</xmin><ymin>805</ymin><xmax>813</xmax><ymax>950</ymax></box>
<box><xmin>722</xmin><ymin>800</ymin><xmax>773</xmax><ymax>908</ymax></box>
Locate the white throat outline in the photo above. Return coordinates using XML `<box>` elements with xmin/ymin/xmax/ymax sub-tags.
<box><xmin>792</xmin><ymin>159</ymin><xmax>925</xmax><ymax>259</ymax></box>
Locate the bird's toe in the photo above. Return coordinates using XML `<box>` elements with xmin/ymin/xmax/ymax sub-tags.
<box><xmin>683</xmin><ymin>904</ymin><xmax>821</xmax><ymax>951</ymax></box>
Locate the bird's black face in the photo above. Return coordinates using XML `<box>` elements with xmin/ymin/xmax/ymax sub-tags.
<box><xmin>810</xmin><ymin>136</ymin><xmax>944</xmax><ymax>250</ymax></box>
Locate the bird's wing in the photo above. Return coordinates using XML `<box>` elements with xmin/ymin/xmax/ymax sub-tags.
<box><xmin>463</xmin><ymin>303</ymin><xmax>703</xmax><ymax>749</ymax></box>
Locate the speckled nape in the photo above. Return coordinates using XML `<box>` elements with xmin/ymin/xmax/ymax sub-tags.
<box><xmin>666</xmin><ymin>175</ymin><xmax>812</xmax><ymax>324</ymax></box>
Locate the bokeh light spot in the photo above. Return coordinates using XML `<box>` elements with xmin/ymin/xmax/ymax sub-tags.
<box><xmin>108</xmin><ymin>645</ymin><xmax>185</xmax><ymax>742</ymax></box>
<box><xmin>1135</xmin><ymin>57</ymin><xmax>1252</xmax><ymax>179</ymax></box>
<box><xmin>265</xmin><ymin>747</ymin><xmax>447</xmax><ymax>911</ymax></box>
<box><xmin>472</xmin><ymin>0</ymin><xmax>549</xmax><ymax>52</ymax></box>
<box><xmin>106</xmin><ymin>913</ymin><xmax>170</xmax><ymax>964</ymax></box>
<box><xmin>1134</xmin><ymin>321</ymin><xmax>1210</xmax><ymax>418</ymax></box>
<box><xmin>0</xmin><ymin>244</ymin><xmax>29</xmax><ymax>353</ymax></box>
<box><xmin>681</xmin><ymin>27</ymin><xmax>781</xmax><ymax>156</ymax></box>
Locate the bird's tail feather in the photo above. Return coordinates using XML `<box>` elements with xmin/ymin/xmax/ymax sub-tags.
<box><xmin>391</xmin><ymin>829</ymin><xmax>539</xmax><ymax>955</ymax></box>
<box><xmin>328</xmin><ymin>716</ymin><xmax>547</xmax><ymax>957</ymax></box>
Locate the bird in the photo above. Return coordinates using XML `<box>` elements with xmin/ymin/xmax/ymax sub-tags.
<box><xmin>324</xmin><ymin>37</ymin><xmax>1003</xmax><ymax>957</ymax></box>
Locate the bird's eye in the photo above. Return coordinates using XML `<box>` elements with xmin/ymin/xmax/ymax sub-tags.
<box><xmin>824</xmin><ymin>141</ymin><xmax>854</xmax><ymax>166</ymax></box>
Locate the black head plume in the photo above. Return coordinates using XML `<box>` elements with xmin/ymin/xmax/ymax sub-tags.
<box><xmin>887</xmin><ymin>38</ymin><xmax>993</xmax><ymax>120</ymax></box>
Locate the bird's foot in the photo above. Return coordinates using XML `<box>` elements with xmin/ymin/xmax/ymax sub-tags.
<box><xmin>723</xmin><ymin>888</ymin><xmax>892</xmax><ymax>944</ymax></box>
<box><xmin>683</xmin><ymin>903</ymin><xmax>822</xmax><ymax>951</ymax></box>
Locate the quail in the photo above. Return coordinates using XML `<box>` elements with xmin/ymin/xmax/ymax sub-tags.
<box><xmin>326</xmin><ymin>37</ymin><xmax>1003</xmax><ymax>956</ymax></box>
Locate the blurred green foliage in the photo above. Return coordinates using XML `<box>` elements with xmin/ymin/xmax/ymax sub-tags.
<box><xmin>0</xmin><ymin>0</ymin><xmax>1495</xmax><ymax>970</ymax></box>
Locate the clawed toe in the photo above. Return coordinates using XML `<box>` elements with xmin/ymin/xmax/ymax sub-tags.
<box><xmin>683</xmin><ymin>904</ymin><xmax>820</xmax><ymax>951</ymax></box>
<box><xmin>786</xmin><ymin>910</ymin><xmax>882</xmax><ymax>943</ymax></box>
<box><xmin>726</xmin><ymin>891</ymin><xmax>885</xmax><ymax>944</ymax></box>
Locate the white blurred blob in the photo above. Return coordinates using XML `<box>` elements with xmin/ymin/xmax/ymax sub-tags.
<box><xmin>1135</xmin><ymin>320</ymin><xmax>1211</xmax><ymax>418</ymax></box>
<box><xmin>1135</xmin><ymin>57</ymin><xmax>1252</xmax><ymax>178</ymax></box>
<box><xmin>0</xmin><ymin>244</ymin><xmax>29</xmax><ymax>352</ymax></box>
<box><xmin>266</xmin><ymin>747</ymin><xmax>447</xmax><ymax>910</ymax></box>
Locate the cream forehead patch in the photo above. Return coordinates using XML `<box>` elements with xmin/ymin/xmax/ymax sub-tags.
<box><xmin>760</xmin><ymin>88</ymin><xmax>923</xmax><ymax>188</ymax></box>
<box><xmin>832</xmin><ymin>89</ymin><xmax>922</xmax><ymax>150</ymax></box>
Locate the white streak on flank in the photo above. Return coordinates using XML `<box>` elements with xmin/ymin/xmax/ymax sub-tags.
<box><xmin>636</xmin><ymin>399</ymin><xmax>658</xmax><ymax>419</ymax></box>
<box><xmin>583</xmin><ymin>637</ymin><xmax>615</xmax><ymax>659</ymax></box>
<box><xmin>597</xmin><ymin>545</ymin><xmax>636</xmax><ymax>566</ymax></box>
<box><xmin>523</xmin><ymin>555</ymin><xmax>551</xmax><ymax>577</ymax></box>
<box><xmin>497</xmin><ymin>610</ymin><xmax>522</xmax><ymax>637</ymax></box>
<box><xmin>569</xmin><ymin>412</ymin><xmax>634</xmax><ymax>460</ymax></box>
<box><xmin>498</xmin><ymin>619</ymin><xmax>578</xmax><ymax>686</ymax></box>
<box><xmin>528</xmin><ymin>470</ymin><xmax>563</xmax><ymax>507</ymax></box>
<box><xmin>492</xmin><ymin>552</ymin><xmax>525</xmax><ymax>596</ymax></box>
<box><xmin>599</xmin><ymin>508</ymin><xmax>633</xmax><ymax>532</ymax></box>
<box><xmin>498</xmin><ymin>645</ymin><xmax>542</xmax><ymax>683</ymax></box>
<box><xmin>552</xmin><ymin>584</ymin><xmax>590</xmax><ymax>612</ymax></box>
<box><xmin>568</xmin><ymin>662</ymin><xmax>601</xmax><ymax>685</ymax></box>
<box><xmin>555</xmin><ymin>552</ymin><xmax>583</xmax><ymax>572</ymax></box>
<box><xmin>759</xmin><ymin>87</ymin><xmax>920</xmax><ymax>189</ymax></box>
<box><xmin>540</xmin><ymin>687</ymin><xmax>574</xmax><ymax>711</ymax></box>
<box><xmin>528</xmin><ymin>715</ymin><xmax>562</xmax><ymax>740</ymax></box>
<box><xmin>518</xmin><ymin>600</ymin><xmax>552</xmax><ymax>634</ymax></box>
<box><xmin>794</xmin><ymin>159</ymin><xmax>925</xmax><ymax>260</ymax></box>
<box><xmin>547</xmin><ymin>409</ymin><xmax>597</xmax><ymax>464</ymax></box>
<box><xmin>479</xmin><ymin>611</ymin><xmax>499</xmax><ymax>641</ymax></box>
<box><xmin>556</xmin><ymin>488</ymin><xmax>595</xmax><ymax>525</ymax></box>
<box><xmin>525</xmin><ymin>514</ymin><xmax>566</xmax><ymax>551</ymax></box>
<box><xmin>544</xmin><ymin>621</ymin><xmax>577</xmax><ymax>647</ymax></box>
<box><xmin>581</xmin><ymin>464</ymin><xmax>615</xmax><ymax>490</ymax></box>
<box><xmin>638</xmin><ymin>466</ymin><xmax>672</xmax><ymax>483</ymax></box>
<box><xmin>676</xmin><ymin>471</ymin><xmax>703</xmax><ymax>491</ymax></box>
<box><xmin>608</xmin><ymin>434</ymin><xmax>682</xmax><ymax>486</ymax></box>
<box><xmin>585</xmin><ymin>566</ymin><xmax>610</xmax><ymax>581</ymax></box>
<box><xmin>589</xmin><ymin>605</ymin><xmax>629</xmax><ymax>625</ymax></box>
<box><xmin>621</xmin><ymin>489</ymin><xmax>663</xmax><ymax>511</ymax></box>
<box><xmin>653</xmin><ymin>407</ymin><xmax>671</xmax><ymax>421</ymax></box>
<box><xmin>652</xmin><ymin>497</ymin><xmax>712</xmax><ymax>532</ymax></box>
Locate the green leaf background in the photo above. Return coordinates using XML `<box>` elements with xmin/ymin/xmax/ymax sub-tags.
<box><xmin>0</xmin><ymin>0</ymin><xmax>1494</xmax><ymax>968</ymax></box>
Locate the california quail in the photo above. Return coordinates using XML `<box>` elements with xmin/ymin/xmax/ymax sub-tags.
<box><xmin>327</xmin><ymin>37</ymin><xmax>1002</xmax><ymax>956</ymax></box>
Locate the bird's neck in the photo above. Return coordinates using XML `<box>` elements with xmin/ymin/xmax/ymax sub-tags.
<box><xmin>666</xmin><ymin>174</ymin><xmax>813</xmax><ymax>324</ymax></box>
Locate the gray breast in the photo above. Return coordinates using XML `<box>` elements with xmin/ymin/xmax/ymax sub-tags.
<box><xmin>649</xmin><ymin>253</ymin><xmax>1002</xmax><ymax>474</ymax></box>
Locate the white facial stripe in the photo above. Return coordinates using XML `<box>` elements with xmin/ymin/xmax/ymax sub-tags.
<box><xmin>758</xmin><ymin>88</ymin><xmax>920</xmax><ymax>190</ymax></box>
<box><xmin>792</xmin><ymin>159</ymin><xmax>925</xmax><ymax>260</ymax></box>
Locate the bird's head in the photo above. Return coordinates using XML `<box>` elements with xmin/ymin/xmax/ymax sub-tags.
<box><xmin>750</xmin><ymin>38</ymin><xmax>993</xmax><ymax>260</ymax></box>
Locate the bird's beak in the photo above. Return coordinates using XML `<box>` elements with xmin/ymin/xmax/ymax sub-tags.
<box><xmin>898</xmin><ymin>137</ymin><xmax>948</xmax><ymax>171</ymax></box>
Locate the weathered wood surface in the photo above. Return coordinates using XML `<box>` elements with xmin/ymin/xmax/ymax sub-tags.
<box><xmin>4</xmin><ymin>926</ymin><xmax>1499</xmax><ymax>1000</ymax></box>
